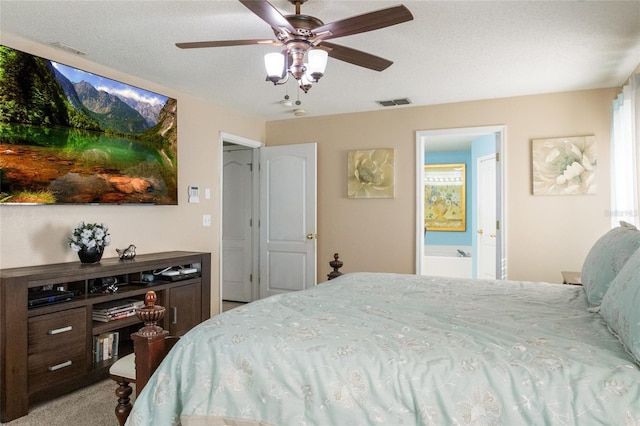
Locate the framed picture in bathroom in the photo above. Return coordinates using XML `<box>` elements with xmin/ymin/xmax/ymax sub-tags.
<box><xmin>424</xmin><ymin>163</ymin><xmax>466</xmax><ymax>231</ymax></box>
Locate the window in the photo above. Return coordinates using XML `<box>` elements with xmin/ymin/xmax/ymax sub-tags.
<box><xmin>610</xmin><ymin>74</ymin><xmax>640</xmax><ymax>227</ymax></box>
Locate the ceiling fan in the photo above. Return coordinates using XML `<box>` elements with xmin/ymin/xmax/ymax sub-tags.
<box><xmin>176</xmin><ymin>0</ymin><xmax>413</xmax><ymax>92</ymax></box>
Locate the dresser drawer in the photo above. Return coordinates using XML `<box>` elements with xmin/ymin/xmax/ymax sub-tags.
<box><xmin>28</xmin><ymin>308</ymin><xmax>87</xmax><ymax>393</ymax></box>
<box><xmin>28</xmin><ymin>307</ymin><xmax>86</xmax><ymax>354</ymax></box>
<box><xmin>28</xmin><ymin>348</ymin><xmax>87</xmax><ymax>393</ymax></box>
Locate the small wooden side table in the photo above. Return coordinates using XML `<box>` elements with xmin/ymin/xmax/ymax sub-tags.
<box><xmin>561</xmin><ymin>271</ymin><xmax>582</xmax><ymax>285</ymax></box>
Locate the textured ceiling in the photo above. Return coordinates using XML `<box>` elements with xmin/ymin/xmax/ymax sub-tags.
<box><xmin>1</xmin><ymin>0</ymin><xmax>639</xmax><ymax>121</ymax></box>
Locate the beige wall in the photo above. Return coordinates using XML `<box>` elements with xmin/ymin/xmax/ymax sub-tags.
<box><xmin>0</xmin><ymin>34</ymin><xmax>266</xmax><ymax>315</ymax></box>
<box><xmin>266</xmin><ymin>88</ymin><xmax>619</xmax><ymax>283</ymax></box>
<box><xmin>0</xmin><ymin>33</ymin><xmax>625</xmax><ymax>302</ymax></box>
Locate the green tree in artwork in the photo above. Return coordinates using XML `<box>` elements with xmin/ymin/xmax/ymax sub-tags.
<box><xmin>0</xmin><ymin>46</ymin><xmax>67</xmax><ymax>125</ymax></box>
<box><xmin>0</xmin><ymin>46</ymin><xmax>101</xmax><ymax>131</ymax></box>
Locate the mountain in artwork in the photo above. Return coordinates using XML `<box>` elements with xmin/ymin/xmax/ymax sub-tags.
<box><xmin>72</xmin><ymin>81</ymin><xmax>149</xmax><ymax>134</ymax></box>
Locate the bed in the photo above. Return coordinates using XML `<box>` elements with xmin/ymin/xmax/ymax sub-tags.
<box><xmin>127</xmin><ymin>224</ymin><xmax>640</xmax><ymax>425</ymax></box>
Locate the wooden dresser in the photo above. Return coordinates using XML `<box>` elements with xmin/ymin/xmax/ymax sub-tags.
<box><xmin>0</xmin><ymin>251</ymin><xmax>211</xmax><ymax>422</ymax></box>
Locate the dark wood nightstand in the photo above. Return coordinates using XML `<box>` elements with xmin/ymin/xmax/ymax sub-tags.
<box><xmin>561</xmin><ymin>271</ymin><xmax>582</xmax><ymax>285</ymax></box>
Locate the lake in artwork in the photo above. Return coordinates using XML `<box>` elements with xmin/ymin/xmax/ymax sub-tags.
<box><xmin>0</xmin><ymin>45</ymin><xmax>178</xmax><ymax>204</ymax></box>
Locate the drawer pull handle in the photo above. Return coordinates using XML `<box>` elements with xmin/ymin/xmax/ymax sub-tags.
<box><xmin>48</xmin><ymin>360</ymin><xmax>72</xmax><ymax>371</ymax></box>
<box><xmin>172</xmin><ymin>307</ymin><xmax>178</xmax><ymax>325</ymax></box>
<box><xmin>48</xmin><ymin>325</ymin><xmax>73</xmax><ymax>335</ymax></box>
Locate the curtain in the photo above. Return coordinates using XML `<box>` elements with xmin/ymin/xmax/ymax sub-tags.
<box><xmin>610</xmin><ymin>73</ymin><xmax>640</xmax><ymax>228</ymax></box>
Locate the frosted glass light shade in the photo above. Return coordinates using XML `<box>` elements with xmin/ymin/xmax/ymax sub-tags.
<box><xmin>300</xmin><ymin>70</ymin><xmax>312</xmax><ymax>86</ymax></box>
<box><xmin>265</xmin><ymin>52</ymin><xmax>285</xmax><ymax>79</ymax></box>
<box><xmin>307</xmin><ymin>49</ymin><xmax>328</xmax><ymax>75</ymax></box>
<box><xmin>299</xmin><ymin>69</ymin><xmax>312</xmax><ymax>93</ymax></box>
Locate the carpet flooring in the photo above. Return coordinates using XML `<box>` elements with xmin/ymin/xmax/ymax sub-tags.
<box><xmin>3</xmin><ymin>304</ymin><xmax>245</xmax><ymax>426</ymax></box>
<box><xmin>1</xmin><ymin>379</ymin><xmax>126</xmax><ymax>426</ymax></box>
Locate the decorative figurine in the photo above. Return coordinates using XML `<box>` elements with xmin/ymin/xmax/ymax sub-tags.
<box><xmin>116</xmin><ymin>244</ymin><xmax>137</xmax><ymax>260</ymax></box>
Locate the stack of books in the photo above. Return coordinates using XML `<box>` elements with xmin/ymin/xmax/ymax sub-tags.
<box><xmin>93</xmin><ymin>331</ymin><xmax>119</xmax><ymax>363</ymax></box>
<box><xmin>92</xmin><ymin>298</ymin><xmax>144</xmax><ymax>322</ymax></box>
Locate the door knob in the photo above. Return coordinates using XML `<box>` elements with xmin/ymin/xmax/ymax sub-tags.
<box><xmin>477</xmin><ymin>229</ymin><xmax>484</xmax><ymax>235</ymax></box>
<box><xmin>306</xmin><ymin>233</ymin><xmax>316</xmax><ymax>240</ymax></box>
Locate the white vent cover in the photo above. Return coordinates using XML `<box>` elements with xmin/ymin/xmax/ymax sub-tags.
<box><xmin>50</xmin><ymin>42</ymin><xmax>87</xmax><ymax>56</ymax></box>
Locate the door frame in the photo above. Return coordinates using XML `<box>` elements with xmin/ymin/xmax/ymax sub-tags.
<box><xmin>415</xmin><ymin>126</ymin><xmax>507</xmax><ymax>279</ymax></box>
<box><xmin>219</xmin><ymin>132</ymin><xmax>263</xmax><ymax>313</ymax></box>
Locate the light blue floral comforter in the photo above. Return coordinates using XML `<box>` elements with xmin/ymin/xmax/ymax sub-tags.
<box><xmin>127</xmin><ymin>273</ymin><xmax>640</xmax><ymax>426</ymax></box>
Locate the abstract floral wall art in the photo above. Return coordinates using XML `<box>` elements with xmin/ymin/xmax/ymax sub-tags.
<box><xmin>532</xmin><ymin>135</ymin><xmax>596</xmax><ymax>195</ymax></box>
<box><xmin>347</xmin><ymin>149</ymin><xmax>395</xmax><ymax>198</ymax></box>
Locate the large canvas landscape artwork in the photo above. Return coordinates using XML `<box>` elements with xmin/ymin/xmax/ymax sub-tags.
<box><xmin>0</xmin><ymin>46</ymin><xmax>178</xmax><ymax>204</ymax></box>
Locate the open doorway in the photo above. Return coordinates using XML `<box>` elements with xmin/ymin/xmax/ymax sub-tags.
<box><xmin>219</xmin><ymin>134</ymin><xmax>318</xmax><ymax>313</ymax></box>
<box><xmin>219</xmin><ymin>132</ymin><xmax>262</xmax><ymax>312</ymax></box>
<box><xmin>415</xmin><ymin>126</ymin><xmax>507</xmax><ymax>279</ymax></box>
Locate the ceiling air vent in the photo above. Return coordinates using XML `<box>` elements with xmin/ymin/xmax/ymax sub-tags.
<box><xmin>50</xmin><ymin>42</ymin><xmax>87</xmax><ymax>56</ymax></box>
<box><xmin>376</xmin><ymin>98</ymin><xmax>412</xmax><ymax>107</ymax></box>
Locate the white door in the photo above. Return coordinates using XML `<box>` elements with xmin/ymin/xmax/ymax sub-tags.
<box><xmin>259</xmin><ymin>143</ymin><xmax>317</xmax><ymax>298</ymax></box>
<box><xmin>477</xmin><ymin>154</ymin><xmax>497</xmax><ymax>279</ymax></box>
<box><xmin>222</xmin><ymin>148</ymin><xmax>253</xmax><ymax>302</ymax></box>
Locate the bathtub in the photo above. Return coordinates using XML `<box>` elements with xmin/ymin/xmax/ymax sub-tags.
<box><xmin>422</xmin><ymin>245</ymin><xmax>472</xmax><ymax>278</ymax></box>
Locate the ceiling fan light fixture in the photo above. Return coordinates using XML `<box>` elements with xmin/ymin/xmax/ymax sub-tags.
<box><xmin>299</xmin><ymin>71</ymin><xmax>312</xmax><ymax>93</ymax></box>
<box><xmin>306</xmin><ymin>49</ymin><xmax>328</xmax><ymax>82</ymax></box>
<box><xmin>265</xmin><ymin>52</ymin><xmax>286</xmax><ymax>84</ymax></box>
<box><xmin>286</xmin><ymin>42</ymin><xmax>308</xmax><ymax>80</ymax></box>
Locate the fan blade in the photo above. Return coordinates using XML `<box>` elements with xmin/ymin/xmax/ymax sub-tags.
<box><xmin>313</xmin><ymin>5</ymin><xmax>413</xmax><ymax>40</ymax></box>
<box><xmin>319</xmin><ymin>42</ymin><xmax>393</xmax><ymax>72</ymax></box>
<box><xmin>176</xmin><ymin>39</ymin><xmax>280</xmax><ymax>49</ymax></box>
<box><xmin>239</xmin><ymin>0</ymin><xmax>296</xmax><ymax>33</ymax></box>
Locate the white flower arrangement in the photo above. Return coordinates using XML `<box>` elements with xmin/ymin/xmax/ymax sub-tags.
<box><xmin>68</xmin><ymin>222</ymin><xmax>111</xmax><ymax>252</ymax></box>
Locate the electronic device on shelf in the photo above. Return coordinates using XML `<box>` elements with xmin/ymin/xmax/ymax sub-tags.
<box><xmin>89</xmin><ymin>276</ymin><xmax>120</xmax><ymax>294</ymax></box>
<box><xmin>143</xmin><ymin>266</ymin><xmax>201</xmax><ymax>282</ymax></box>
<box><xmin>160</xmin><ymin>269</ymin><xmax>200</xmax><ymax>281</ymax></box>
<box><xmin>28</xmin><ymin>289</ymin><xmax>75</xmax><ymax>308</ymax></box>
